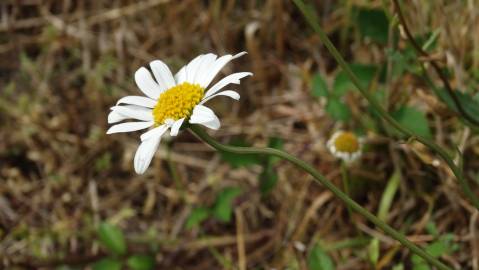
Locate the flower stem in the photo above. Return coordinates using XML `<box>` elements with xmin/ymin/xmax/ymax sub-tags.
<box><xmin>189</xmin><ymin>125</ymin><xmax>451</xmax><ymax>270</ymax></box>
<box><xmin>340</xmin><ymin>161</ymin><xmax>354</xmax><ymax>220</ymax></box>
<box><xmin>291</xmin><ymin>0</ymin><xmax>479</xmax><ymax>210</ymax></box>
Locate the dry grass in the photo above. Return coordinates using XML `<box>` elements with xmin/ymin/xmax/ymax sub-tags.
<box><xmin>0</xmin><ymin>0</ymin><xmax>478</xmax><ymax>269</ymax></box>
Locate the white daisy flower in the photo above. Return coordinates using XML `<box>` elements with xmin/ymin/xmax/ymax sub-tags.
<box><xmin>327</xmin><ymin>131</ymin><xmax>363</xmax><ymax>163</ymax></box>
<box><xmin>107</xmin><ymin>52</ymin><xmax>252</xmax><ymax>174</ymax></box>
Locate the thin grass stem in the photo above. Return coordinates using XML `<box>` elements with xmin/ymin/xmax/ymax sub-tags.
<box><xmin>340</xmin><ymin>161</ymin><xmax>354</xmax><ymax>220</ymax></box>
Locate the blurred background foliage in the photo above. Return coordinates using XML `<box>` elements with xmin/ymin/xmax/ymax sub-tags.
<box><xmin>0</xmin><ymin>0</ymin><xmax>479</xmax><ymax>269</ymax></box>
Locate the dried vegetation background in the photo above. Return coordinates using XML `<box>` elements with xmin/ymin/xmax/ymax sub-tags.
<box><xmin>0</xmin><ymin>0</ymin><xmax>479</xmax><ymax>269</ymax></box>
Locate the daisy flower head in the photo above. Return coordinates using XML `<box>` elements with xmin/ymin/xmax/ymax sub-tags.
<box><xmin>327</xmin><ymin>131</ymin><xmax>362</xmax><ymax>163</ymax></box>
<box><xmin>107</xmin><ymin>52</ymin><xmax>252</xmax><ymax>174</ymax></box>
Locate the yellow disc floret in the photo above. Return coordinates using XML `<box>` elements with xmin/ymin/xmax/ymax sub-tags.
<box><xmin>333</xmin><ymin>132</ymin><xmax>360</xmax><ymax>153</ymax></box>
<box><xmin>152</xmin><ymin>82</ymin><xmax>204</xmax><ymax>125</ymax></box>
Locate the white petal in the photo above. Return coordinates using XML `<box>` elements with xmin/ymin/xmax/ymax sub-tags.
<box><xmin>109</xmin><ymin>104</ymin><xmax>154</xmax><ymax>124</ymax></box>
<box><xmin>150</xmin><ymin>60</ymin><xmax>176</xmax><ymax>91</ymax></box>
<box><xmin>203</xmin><ymin>72</ymin><xmax>252</xmax><ymax>98</ymax></box>
<box><xmin>193</xmin><ymin>53</ymin><xmax>217</xmax><ymax>83</ymax></box>
<box><xmin>164</xmin><ymin>118</ymin><xmax>175</xmax><ymax>126</ymax></box>
<box><xmin>195</xmin><ymin>116</ymin><xmax>221</xmax><ymax>130</ymax></box>
<box><xmin>232</xmin><ymin>51</ymin><xmax>247</xmax><ymax>59</ymax></box>
<box><xmin>140</xmin><ymin>124</ymin><xmax>169</xmax><ymax>142</ymax></box>
<box><xmin>170</xmin><ymin>118</ymin><xmax>185</xmax><ymax>136</ymax></box>
<box><xmin>189</xmin><ymin>105</ymin><xmax>221</xmax><ymax>130</ymax></box>
<box><xmin>108</xmin><ymin>110</ymin><xmax>129</xmax><ymax>124</ymax></box>
<box><xmin>110</xmin><ymin>105</ymin><xmax>153</xmax><ymax>122</ymax></box>
<box><xmin>174</xmin><ymin>66</ymin><xmax>187</xmax><ymax>84</ymax></box>
<box><xmin>199</xmin><ymin>52</ymin><xmax>248</xmax><ymax>88</ymax></box>
<box><xmin>116</xmin><ymin>96</ymin><xmax>157</xmax><ymax>108</ymax></box>
<box><xmin>200</xmin><ymin>90</ymin><xmax>240</xmax><ymax>105</ymax></box>
<box><xmin>134</xmin><ymin>134</ymin><xmax>162</xmax><ymax>174</ymax></box>
<box><xmin>198</xmin><ymin>54</ymin><xmax>232</xmax><ymax>88</ymax></box>
<box><xmin>106</xmin><ymin>121</ymin><xmax>154</xmax><ymax>134</ymax></box>
<box><xmin>190</xmin><ymin>104</ymin><xmax>215</xmax><ymax>118</ymax></box>
<box><xmin>185</xmin><ymin>54</ymin><xmax>203</xmax><ymax>83</ymax></box>
<box><xmin>135</xmin><ymin>67</ymin><xmax>162</xmax><ymax>99</ymax></box>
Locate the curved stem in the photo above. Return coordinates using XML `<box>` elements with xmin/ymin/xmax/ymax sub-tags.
<box><xmin>190</xmin><ymin>125</ymin><xmax>451</xmax><ymax>270</ymax></box>
<box><xmin>291</xmin><ymin>0</ymin><xmax>479</xmax><ymax>210</ymax></box>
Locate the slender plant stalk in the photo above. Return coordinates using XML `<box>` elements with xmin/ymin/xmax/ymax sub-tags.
<box><xmin>392</xmin><ymin>0</ymin><xmax>479</xmax><ymax>127</ymax></box>
<box><xmin>340</xmin><ymin>161</ymin><xmax>354</xmax><ymax>219</ymax></box>
<box><xmin>291</xmin><ymin>0</ymin><xmax>479</xmax><ymax>210</ymax></box>
<box><xmin>190</xmin><ymin>125</ymin><xmax>451</xmax><ymax>270</ymax></box>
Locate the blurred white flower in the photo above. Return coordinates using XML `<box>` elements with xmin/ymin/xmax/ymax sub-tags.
<box><xmin>327</xmin><ymin>131</ymin><xmax>362</xmax><ymax>163</ymax></box>
<box><xmin>107</xmin><ymin>52</ymin><xmax>252</xmax><ymax>174</ymax></box>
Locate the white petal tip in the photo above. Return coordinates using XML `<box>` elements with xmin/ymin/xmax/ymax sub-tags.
<box><xmin>207</xmin><ymin>119</ymin><xmax>221</xmax><ymax>130</ymax></box>
<box><xmin>234</xmin><ymin>52</ymin><xmax>248</xmax><ymax>58</ymax></box>
<box><xmin>134</xmin><ymin>67</ymin><xmax>147</xmax><ymax>78</ymax></box>
<box><xmin>134</xmin><ymin>166</ymin><xmax>146</xmax><ymax>174</ymax></box>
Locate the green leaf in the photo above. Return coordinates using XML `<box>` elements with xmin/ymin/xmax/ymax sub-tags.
<box><xmin>92</xmin><ymin>258</ymin><xmax>122</xmax><ymax>270</ymax></box>
<box><xmin>258</xmin><ymin>137</ymin><xmax>282</xmax><ymax>196</ymax></box>
<box><xmin>220</xmin><ymin>139</ymin><xmax>262</xmax><ymax>168</ymax></box>
<box><xmin>356</xmin><ymin>8</ymin><xmax>389</xmax><ymax>44</ymax></box>
<box><xmin>421</xmin><ymin>30</ymin><xmax>440</xmax><ymax>52</ymax></box>
<box><xmin>326</xmin><ymin>98</ymin><xmax>351</xmax><ymax>122</ymax></box>
<box><xmin>333</xmin><ymin>64</ymin><xmax>377</xmax><ymax>96</ymax></box>
<box><xmin>386</xmin><ymin>48</ymin><xmax>417</xmax><ymax>78</ymax></box>
<box><xmin>312</xmin><ymin>73</ymin><xmax>329</xmax><ymax>97</ymax></box>
<box><xmin>127</xmin><ymin>255</ymin><xmax>156</xmax><ymax>270</ymax></box>
<box><xmin>259</xmin><ymin>167</ymin><xmax>278</xmax><ymax>195</ymax></box>
<box><xmin>425</xmin><ymin>239</ymin><xmax>450</xmax><ymax>258</ymax></box>
<box><xmin>425</xmin><ymin>221</ymin><xmax>438</xmax><ymax>237</ymax></box>
<box><xmin>307</xmin><ymin>244</ymin><xmax>335</xmax><ymax>270</ymax></box>
<box><xmin>411</xmin><ymin>236</ymin><xmax>453</xmax><ymax>269</ymax></box>
<box><xmin>391</xmin><ymin>106</ymin><xmax>432</xmax><ymax>139</ymax></box>
<box><xmin>98</xmin><ymin>223</ymin><xmax>127</xmax><ymax>256</ymax></box>
<box><xmin>368</xmin><ymin>238</ymin><xmax>380</xmax><ymax>265</ymax></box>
<box><xmin>377</xmin><ymin>170</ymin><xmax>401</xmax><ymax>221</ymax></box>
<box><xmin>185</xmin><ymin>207</ymin><xmax>210</xmax><ymax>229</ymax></box>
<box><xmin>435</xmin><ymin>88</ymin><xmax>479</xmax><ymax>123</ymax></box>
<box><xmin>212</xmin><ymin>187</ymin><xmax>242</xmax><ymax>222</ymax></box>
<box><xmin>267</xmin><ymin>137</ymin><xmax>284</xmax><ymax>166</ymax></box>
<box><xmin>333</xmin><ymin>72</ymin><xmax>352</xmax><ymax>97</ymax></box>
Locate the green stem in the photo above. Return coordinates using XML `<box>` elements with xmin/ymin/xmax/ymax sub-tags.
<box><xmin>340</xmin><ymin>161</ymin><xmax>354</xmax><ymax>219</ymax></box>
<box><xmin>291</xmin><ymin>0</ymin><xmax>479</xmax><ymax>210</ymax></box>
<box><xmin>190</xmin><ymin>125</ymin><xmax>451</xmax><ymax>270</ymax></box>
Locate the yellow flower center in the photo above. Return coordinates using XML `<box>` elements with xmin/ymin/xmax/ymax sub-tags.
<box><xmin>152</xmin><ymin>82</ymin><xmax>204</xmax><ymax>125</ymax></box>
<box><xmin>333</xmin><ymin>132</ymin><xmax>360</xmax><ymax>153</ymax></box>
